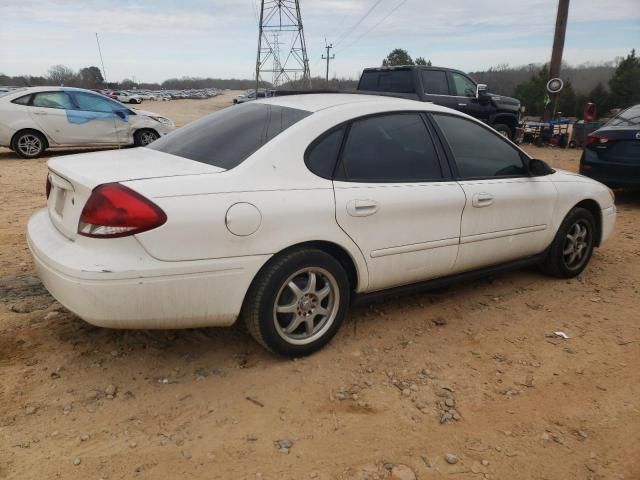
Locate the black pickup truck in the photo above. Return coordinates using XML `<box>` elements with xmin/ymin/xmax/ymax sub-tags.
<box><xmin>357</xmin><ymin>65</ymin><xmax>524</xmax><ymax>142</ymax></box>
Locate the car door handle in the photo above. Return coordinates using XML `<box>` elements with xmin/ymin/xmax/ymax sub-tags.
<box><xmin>347</xmin><ymin>199</ymin><xmax>378</xmax><ymax>217</ymax></box>
<box><xmin>32</xmin><ymin>110</ymin><xmax>48</xmax><ymax>116</ymax></box>
<box><xmin>472</xmin><ymin>193</ymin><xmax>494</xmax><ymax>207</ymax></box>
<box><xmin>458</xmin><ymin>103</ymin><xmax>467</xmax><ymax>107</ymax></box>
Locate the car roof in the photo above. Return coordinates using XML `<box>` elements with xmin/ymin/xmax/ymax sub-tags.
<box><xmin>256</xmin><ymin>92</ymin><xmax>453</xmax><ymax>114</ymax></box>
<box><xmin>6</xmin><ymin>86</ymin><xmax>102</xmax><ymax>94</ymax></box>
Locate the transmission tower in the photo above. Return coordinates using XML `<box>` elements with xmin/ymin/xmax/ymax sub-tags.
<box><xmin>256</xmin><ymin>0</ymin><xmax>311</xmax><ymax>90</ymax></box>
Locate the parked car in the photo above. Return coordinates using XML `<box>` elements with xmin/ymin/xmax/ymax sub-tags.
<box><xmin>579</xmin><ymin>104</ymin><xmax>640</xmax><ymax>187</ymax></box>
<box><xmin>357</xmin><ymin>65</ymin><xmax>524</xmax><ymax>141</ymax></box>
<box><xmin>233</xmin><ymin>91</ymin><xmax>256</xmax><ymax>104</ymax></box>
<box><xmin>0</xmin><ymin>87</ymin><xmax>175</xmax><ymax>158</ymax></box>
<box><xmin>111</xmin><ymin>91</ymin><xmax>143</xmax><ymax>104</ymax></box>
<box><xmin>27</xmin><ymin>94</ymin><xmax>616</xmax><ymax>356</ymax></box>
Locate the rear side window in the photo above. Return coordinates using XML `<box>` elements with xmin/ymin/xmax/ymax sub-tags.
<box><xmin>149</xmin><ymin>103</ymin><xmax>310</xmax><ymax>169</ymax></box>
<box><xmin>358</xmin><ymin>70</ymin><xmax>414</xmax><ymax>93</ymax></box>
<box><xmin>11</xmin><ymin>94</ymin><xmax>32</xmax><ymax>105</ymax></box>
<box><xmin>421</xmin><ymin>70</ymin><xmax>449</xmax><ymax>95</ymax></box>
<box><xmin>340</xmin><ymin>113</ymin><xmax>442</xmax><ymax>182</ymax></box>
<box><xmin>434</xmin><ymin>114</ymin><xmax>526</xmax><ymax>178</ymax></box>
<box><xmin>32</xmin><ymin>92</ymin><xmax>73</xmax><ymax>109</ymax></box>
<box><xmin>305</xmin><ymin>127</ymin><xmax>345</xmax><ymax>178</ymax></box>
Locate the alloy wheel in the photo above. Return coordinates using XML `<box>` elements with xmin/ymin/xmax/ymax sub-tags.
<box><xmin>17</xmin><ymin>134</ymin><xmax>43</xmax><ymax>157</ymax></box>
<box><xmin>139</xmin><ymin>131</ymin><xmax>159</xmax><ymax>146</ymax></box>
<box><xmin>562</xmin><ymin>220</ymin><xmax>591</xmax><ymax>270</ymax></box>
<box><xmin>273</xmin><ymin>267</ymin><xmax>339</xmax><ymax>345</ymax></box>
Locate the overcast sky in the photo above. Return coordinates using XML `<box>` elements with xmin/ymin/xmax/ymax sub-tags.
<box><xmin>1</xmin><ymin>0</ymin><xmax>638</xmax><ymax>83</ymax></box>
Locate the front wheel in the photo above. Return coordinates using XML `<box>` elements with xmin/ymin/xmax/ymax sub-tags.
<box><xmin>494</xmin><ymin>123</ymin><xmax>513</xmax><ymax>140</ymax></box>
<box><xmin>243</xmin><ymin>249</ymin><xmax>350</xmax><ymax>357</ymax></box>
<box><xmin>540</xmin><ymin>207</ymin><xmax>596</xmax><ymax>278</ymax></box>
<box><xmin>134</xmin><ymin>129</ymin><xmax>159</xmax><ymax>146</ymax></box>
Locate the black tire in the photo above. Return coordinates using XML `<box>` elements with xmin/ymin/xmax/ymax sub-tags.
<box><xmin>11</xmin><ymin>130</ymin><xmax>47</xmax><ymax>159</ymax></box>
<box><xmin>540</xmin><ymin>207</ymin><xmax>596</xmax><ymax>278</ymax></box>
<box><xmin>134</xmin><ymin>129</ymin><xmax>159</xmax><ymax>146</ymax></box>
<box><xmin>494</xmin><ymin>123</ymin><xmax>513</xmax><ymax>140</ymax></box>
<box><xmin>243</xmin><ymin>249</ymin><xmax>351</xmax><ymax>357</ymax></box>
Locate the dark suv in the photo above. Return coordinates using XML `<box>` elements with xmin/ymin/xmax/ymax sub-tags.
<box><xmin>357</xmin><ymin>65</ymin><xmax>524</xmax><ymax>141</ymax></box>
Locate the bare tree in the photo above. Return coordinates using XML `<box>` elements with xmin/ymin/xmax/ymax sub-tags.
<box><xmin>47</xmin><ymin>65</ymin><xmax>77</xmax><ymax>86</ymax></box>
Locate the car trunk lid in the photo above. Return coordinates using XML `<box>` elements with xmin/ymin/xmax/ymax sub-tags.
<box><xmin>47</xmin><ymin>148</ymin><xmax>225</xmax><ymax>240</ymax></box>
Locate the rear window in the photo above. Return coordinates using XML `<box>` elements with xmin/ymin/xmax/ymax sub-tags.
<box><xmin>606</xmin><ymin>105</ymin><xmax>640</xmax><ymax>127</ymax></box>
<box><xmin>358</xmin><ymin>70</ymin><xmax>414</xmax><ymax>93</ymax></box>
<box><xmin>148</xmin><ymin>103</ymin><xmax>311</xmax><ymax>169</ymax></box>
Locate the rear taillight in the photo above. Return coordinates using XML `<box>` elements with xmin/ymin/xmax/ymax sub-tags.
<box><xmin>78</xmin><ymin>183</ymin><xmax>166</xmax><ymax>238</ymax></box>
<box><xmin>586</xmin><ymin>132</ymin><xmax>612</xmax><ymax>146</ymax></box>
<box><xmin>46</xmin><ymin>175</ymin><xmax>52</xmax><ymax>199</ymax></box>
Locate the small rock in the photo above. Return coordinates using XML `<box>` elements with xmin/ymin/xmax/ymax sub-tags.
<box><xmin>351</xmin><ymin>394</ymin><xmax>359</xmax><ymax>401</ymax></box>
<box><xmin>129</xmin><ymin>441</ymin><xmax>137</xmax><ymax>448</ymax></box>
<box><xmin>401</xmin><ymin>388</ymin><xmax>411</xmax><ymax>397</ymax></box>
<box><xmin>86</xmin><ymin>390</ymin><xmax>99</xmax><ymax>401</ymax></box>
<box><xmin>524</xmin><ymin>375</ymin><xmax>534</xmax><ymax>387</ymax></box>
<box><xmin>73</xmin><ymin>457</ymin><xmax>81</xmax><ymax>466</ymax></box>
<box><xmin>383</xmin><ymin>463</ymin><xmax>394</xmax><ymax>471</ymax></box>
<box><xmin>182</xmin><ymin>450</ymin><xmax>192</xmax><ymax>460</ymax></box>
<box><xmin>481</xmin><ymin>459</ymin><xmax>489</xmax><ymax>466</ymax></box>
<box><xmin>63</xmin><ymin>403</ymin><xmax>73</xmax><ymax>414</ymax></box>
<box><xmin>432</xmin><ymin>317</ymin><xmax>447</xmax><ymax>326</ymax></box>
<box><xmin>576</xmin><ymin>368</ymin><xmax>584</xmax><ymax>375</ymax></box>
<box><xmin>274</xmin><ymin>439</ymin><xmax>293</xmax><ymax>450</ymax></box>
<box><xmin>445</xmin><ymin>453</ymin><xmax>459</xmax><ymax>465</ymax></box>
<box><xmin>444</xmin><ymin>398</ymin><xmax>455</xmax><ymax>408</ymax></box>
<box><xmin>410</xmin><ymin>384</ymin><xmax>419</xmax><ymax>392</ymax></box>
<box><xmin>577</xmin><ymin>430</ymin><xmax>588</xmax><ymax>440</ymax></box>
<box><xmin>105</xmin><ymin>384</ymin><xmax>116</xmax><ymax>396</ymax></box>
<box><xmin>335</xmin><ymin>391</ymin><xmax>347</xmax><ymax>400</ymax></box>
<box><xmin>391</xmin><ymin>464</ymin><xmax>416</xmax><ymax>480</ymax></box>
<box><xmin>80</xmin><ymin>434</ymin><xmax>89</xmax><ymax>442</ymax></box>
<box><xmin>25</xmin><ymin>406</ymin><xmax>37</xmax><ymax>415</ymax></box>
<box><xmin>44</xmin><ymin>311</ymin><xmax>60</xmax><ymax>321</ymax></box>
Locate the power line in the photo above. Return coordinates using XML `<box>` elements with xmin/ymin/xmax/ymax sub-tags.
<box><xmin>333</xmin><ymin>0</ymin><xmax>385</xmax><ymax>47</ymax></box>
<box><xmin>335</xmin><ymin>0</ymin><xmax>408</xmax><ymax>55</ymax></box>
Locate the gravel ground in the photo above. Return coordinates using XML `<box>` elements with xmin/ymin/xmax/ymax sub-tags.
<box><xmin>1</xmin><ymin>95</ymin><xmax>638</xmax><ymax>480</ymax></box>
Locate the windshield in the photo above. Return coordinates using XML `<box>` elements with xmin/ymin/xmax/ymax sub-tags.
<box><xmin>148</xmin><ymin>102</ymin><xmax>311</xmax><ymax>169</ymax></box>
<box><xmin>606</xmin><ymin>104</ymin><xmax>640</xmax><ymax>127</ymax></box>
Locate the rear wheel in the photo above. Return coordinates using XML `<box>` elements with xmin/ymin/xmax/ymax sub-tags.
<box><xmin>243</xmin><ymin>249</ymin><xmax>350</xmax><ymax>357</ymax></box>
<box><xmin>540</xmin><ymin>207</ymin><xmax>596</xmax><ymax>278</ymax></box>
<box><xmin>134</xmin><ymin>129</ymin><xmax>159</xmax><ymax>146</ymax></box>
<box><xmin>12</xmin><ymin>130</ymin><xmax>47</xmax><ymax>159</ymax></box>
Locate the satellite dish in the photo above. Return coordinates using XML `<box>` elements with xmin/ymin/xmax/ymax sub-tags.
<box><xmin>547</xmin><ymin>78</ymin><xmax>564</xmax><ymax>94</ymax></box>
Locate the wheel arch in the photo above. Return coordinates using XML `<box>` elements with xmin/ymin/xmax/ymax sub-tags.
<box><xmin>573</xmin><ymin>199</ymin><xmax>602</xmax><ymax>246</ymax></box>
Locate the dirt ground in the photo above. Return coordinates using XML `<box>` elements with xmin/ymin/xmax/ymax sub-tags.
<box><xmin>1</xmin><ymin>95</ymin><xmax>638</xmax><ymax>480</ymax></box>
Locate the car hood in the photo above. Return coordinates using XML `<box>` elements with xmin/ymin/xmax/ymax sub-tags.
<box><xmin>488</xmin><ymin>93</ymin><xmax>520</xmax><ymax>110</ymax></box>
<box><xmin>132</xmin><ymin>109</ymin><xmax>164</xmax><ymax>118</ymax></box>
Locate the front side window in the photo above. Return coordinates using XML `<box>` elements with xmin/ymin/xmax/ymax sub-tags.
<box><xmin>450</xmin><ymin>73</ymin><xmax>476</xmax><ymax>98</ymax></box>
<box><xmin>149</xmin><ymin>103</ymin><xmax>311</xmax><ymax>169</ymax></box>
<box><xmin>421</xmin><ymin>70</ymin><xmax>449</xmax><ymax>95</ymax></box>
<box><xmin>434</xmin><ymin>114</ymin><xmax>526</xmax><ymax>178</ymax></box>
<box><xmin>32</xmin><ymin>92</ymin><xmax>73</xmax><ymax>109</ymax></box>
<box><xmin>72</xmin><ymin>92</ymin><xmax>122</xmax><ymax>113</ymax></box>
<box><xmin>340</xmin><ymin>113</ymin><xmax>442</xmax><ymax>182</ymax></box>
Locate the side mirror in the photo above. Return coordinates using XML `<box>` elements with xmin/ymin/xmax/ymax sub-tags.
<box><xmin>528</xmin><ymin>158</ymin><xmax>554</xmax><ymax>176</ymax></box>
<box><xmin>476</xmin><ymin>83</ymin><xmax>489</xmax><ymax>101</ymax></box>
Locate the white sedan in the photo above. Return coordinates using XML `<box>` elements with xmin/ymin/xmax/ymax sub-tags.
<box><xmin>0</xmin><ymin>87</ymin><xmax>175</xmax><ymax>158</ymax></box>
<box><xmin>27</xmin><ymin>94</ymin><xmax>617</xmax><ymax>356</ymax></box>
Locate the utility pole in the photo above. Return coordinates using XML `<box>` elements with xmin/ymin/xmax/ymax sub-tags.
<box><xmin>545</xmin><ymin>0</ymin><xmax>570</xmax><ymax>120</ymax></box>
<box><xmin>321</xmin><ymin>40</ymin><xmax>335</xmax><ymax>85</ymax></box>
<box><xmin>95</xmin><ymin>32</ymin><xmax>108</xmax><ymax>84</ymax></box>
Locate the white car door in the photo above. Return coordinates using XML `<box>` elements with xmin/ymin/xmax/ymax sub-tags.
<box><xmin>69</xmin><ymin>91</ymin><xmax>128</xmax><ymax>144</ymax></box>
<box><xmin>330</xmin><ymin>113</ymin><xmax>467</xmax><ymax>292</ymax></box>
<box><xmin>28</xmin><ymin>91</ymin><xmax>77</xmax><ymax>144</ymax></box>
<box><xmin>431</xmin><ymin>113</ymin><xmax>557</xmax><ymax>273</ymax></box>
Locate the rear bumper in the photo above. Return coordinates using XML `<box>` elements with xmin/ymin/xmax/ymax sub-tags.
<box><xmin>580</xmin><ymin>150</ymin><xmax>640</xmax><ymax>187</ymax></box>
<box><xmin>27</xmin><ymin>209</ymin><xmax>270</xmax><ymax>329</ymax></box>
